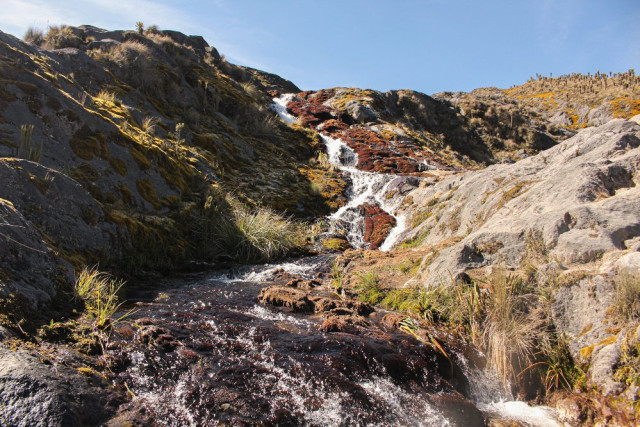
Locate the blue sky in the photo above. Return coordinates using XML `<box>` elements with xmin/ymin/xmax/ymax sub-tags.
<box><xmin>2</xmin><ymin>0</ymin><xmax>639</xmax><ymax>94</ymax></box>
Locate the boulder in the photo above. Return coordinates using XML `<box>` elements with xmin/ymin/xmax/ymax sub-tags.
<box><xmin>257</xmin><ymin>286</ymin><xmax>314</xmax><ymax>313</ymax></box>
<box><xmin>550</xmin><ymin>111</ymin><xmax>572</xmax><ymax>127</ymax></box>
<box><xmin>0</xmin><ymin>346</ymin><xmax>114</xmax><ymax>426</ymax></box>
<box><xmin>0</xmin><ymin>199</ymin><xmax>65</xmax><ymax>309</ymax></box>
<box><xmin>0</xmin><ymin>159</ymin><xmax>115</xmax><ymax>257</ymax></box>
<box><xmin>550</xmin><ymin>275</ymin><xmax>616</xmax><ymax>359</ymax></box>
<box><xmin>615</xmin><ymin>252</ymin><xmax>640</xmax><ymax>275</ymax></box>
<box><xmin>344</xmin><ymin>100</ymin><xmax>379</xmax><ymax>123</ymax></box>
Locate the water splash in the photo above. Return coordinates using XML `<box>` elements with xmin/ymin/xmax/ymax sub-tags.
<box><xmin>459</xmin><ymin>356</ymin><xmax>562</xmax><ymax>426</ymax></box>
<box><xmin>359</xmin><ymin>377</ymin><xmax>451</xmax><ymax>427</ymax></box>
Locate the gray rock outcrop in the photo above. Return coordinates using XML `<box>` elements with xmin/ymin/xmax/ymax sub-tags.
<box><xmin>391</xmin><ymin>119</ymin><xmax>639</xmax><ymax>287</ymax></box>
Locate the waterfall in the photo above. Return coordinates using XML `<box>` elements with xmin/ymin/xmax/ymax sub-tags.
<box><xmin>271</xmin><ymin>96</ymin><xmax>409</xmax><ymax>250</ymax></box>
<box><xmin>271</xmin><ymin>93</ymin><xmax>297</xmax><ymax>124</ymax></box>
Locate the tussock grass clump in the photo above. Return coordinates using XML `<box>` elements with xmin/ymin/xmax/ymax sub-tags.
<box><xmin>198</xmin><ymin>192</ymin><xmax>309</xmax><ymax>264</ymax></box>
<box><xmin>43</xmin><ymin>25</ymin><xmax>82</xmax><ymax>49</ymax></box>
<box><xmin>23</xmin><ymin>27</ymin><xmax>44</xmax><ymax>45</ymax></box>
<box><xmin>330</xmin><ymin>261</ymin><xmax>345</xmax><ymax>297</ymax></box>
<box><xmin>75</xmin><ymin>267</ymin><xmax>128</xmax><ymax>329</ymax></box>
<box><xmin>101</xmin><ymin>41</ymin><xmax>163</xmax><ymax>95</ymax></box>
<box><xmin>226</xmin><ymin>205</ymin><xmax>306</xmax><ymax>262</ymax></box>
<box><xmin>481</xmin><ymin>273</ymin><xmax>545</xmax><ymax>387</ymax></box>
<box><xmin>356</xmin><ymin>272</ymin><xmax>385</xmax><ymax>305</ymax></box>
<box><xmin>16</xmin><ymin>124</ymin><xmax>43</xmax><ymax>162</ymax></box>
<box><xmin>353</xmin><ymin>269</ymin><xmax>561</xmax><ymax>391</ymax></box>
<box><xmin>613</xmin><ymin>271</ymin><xmax>640</xmax><ymax>321</ymax></box>
<box><xmin>95</xmin><ymin>90</ymin><xmax>118</xmax><ymax>105</ymax></box>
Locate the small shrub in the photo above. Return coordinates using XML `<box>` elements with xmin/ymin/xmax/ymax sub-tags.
<box><xmin>145</xmin><ymin>25</ymin><xmax>160</xmax><ymax>35</ymax></box>
<box><xmin>171</xmin><ymin>123</ymin><xmax>185</xmax><ymax>151</ymax></box>
<box><xmin>135</xmin><ymin>21</ymin><xmax>144</xmax><ymax>34</ymax></box>
<box><xmin>330</xmin><ymin>261</ymin><xmax>345</xmax><ymax>297</ymax></box>
<box><xmin>95</xmin><ymin>90</ymin><xmax>118</xmax><ymax>104</ymax></box>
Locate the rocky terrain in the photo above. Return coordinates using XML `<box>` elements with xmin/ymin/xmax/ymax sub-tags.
<box><xmin>1</xmin><ymin>23</ymin><xmax>639</xmax><ymax>426</ymax></box>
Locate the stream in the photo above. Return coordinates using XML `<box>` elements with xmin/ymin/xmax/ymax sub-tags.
<box><xmin>108</xmin><ymin>257</ymin><xmax>560</xmax><ymax>426</ymax></box>
<box><xmin>101</xmin><ymin>97</ymin><xmax>562</xmax><ymax>425</ymax></box>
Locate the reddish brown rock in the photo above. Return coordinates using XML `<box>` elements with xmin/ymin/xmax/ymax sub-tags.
<box><xmin>283</xmin><ymin>94</ymin><xmax>458</xmax><ymax>175</ymax></box>
<box><xmin>320</xmin><ymin>313</ymin><xmax>372</xmax><ymax>333</ymax></box>
<box><xmin>317</xmin><ymin>119</ymin><xmax>349</xmax><ymax>134</ymax></box>
<box><xmin>359</xmin><ymin>202</ymin><xmax>396</xmax><ymax>249</ymax></box>
<box><xmin>257</xmin><ymin>286</ymin><xmax>314</xmax><ymax>313</ymax></box>
<box><xmin>309</xmin><ymin>296</ymin><xmax>374</xmax><ymax>316</ymax></box>
<box><xmin>381</xmin><ymin>313</ymin><xmax>407</xmax><ymax>329</ymax></box>
<box><xmin>286</xmin><ymin>100</ymin><xmax>334</xmax><ymax>128</ymax></box>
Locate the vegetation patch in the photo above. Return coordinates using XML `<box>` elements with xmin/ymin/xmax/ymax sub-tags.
<box><xmin>615</xmin><ymin>327</ymin><xmax>640</xmax><ymax>387</ymax></box>
<box><xmin>71</xmin><ymin>163</ymin><xmax>100</xmax><ymax>183</ymax></box>
<box><xmin>612</xmin><ymin>272</ymin><xmax>640</xmax><ymax>322</ymax></box>
<box><xmin>74</xmin><ymin>266</ymin><xmax>129</xmax><ymax>329</ymax></box>
<box><xmin>70</xmin><ymin>126</ymin><xmax>108</xmax><ymax>161</ymax></box>
<box><xmin>129</xmin><ymin>146</ymin><xmax>151</xmax><ymax>170</ymax></box>
<box><xmin>322</xmin><ymin>238</ymin><xmax>351</xmax><ymax>252</ymax></box>
<box><xmin>136</xmin><ymin>179</ymin><xmax>161</xmax><ymax>209</ymax></box>
<box><xmin>202</xmin><ymin>195</ymin><xmax>309</xmax><ymax>263</ymax></box>
<box><xmin>108</xmin><ymin>157</ymin><xmax>128</xmax><ymax>176</ymax></box>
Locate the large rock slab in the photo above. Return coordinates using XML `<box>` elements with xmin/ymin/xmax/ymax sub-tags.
<box><xmin>0</xmin><ymin>199</ymin><xmax>63</xmax><ymax>309</ymax></box>
<box><xmin>393</xmin><ymin>119</ymin><xmax>640</xmax><ymax>286</ymax></box>
<box><xmin>550</xmin><ymin>275</ymin><xmax>616</xmax><ymax>358</ymax></box>
<box><xmin>0</xmin><ymin>159</ymin><xmax>115</xmax><ymax>256</ymax></box>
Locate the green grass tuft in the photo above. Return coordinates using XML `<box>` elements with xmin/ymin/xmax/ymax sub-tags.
<box><xmin>74</xmin><ymin>266</ymin><xmax>130</xmax><ymax>329</ymax></box>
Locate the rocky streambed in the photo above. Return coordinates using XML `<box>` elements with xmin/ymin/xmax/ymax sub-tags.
<box><xmin>103</xmin><ymin>256</ymin><xmax>488</xmax><ymax>426</ymax></box>
<box><xmin>0</xmin><ymin>256</ymin><xmax>570</xmax><ymax>426</ymax></box>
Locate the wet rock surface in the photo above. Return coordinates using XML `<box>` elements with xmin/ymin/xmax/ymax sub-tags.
<box><xmin>359</xmin><ymin>202</ymin><xmax>396</xmax><ymax>250</ymax></box>
<box><xmin>104</xmin><ymin>258</ymin><xmax>486</xmax><ymax>426</ymax></box>
<box><xmin>0</xmin><ymin>346</ymin><xmax>116</xmax><ymax>426</ymax></box>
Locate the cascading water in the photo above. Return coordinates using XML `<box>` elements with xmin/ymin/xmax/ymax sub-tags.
<box><xmin>260</xmin><ymin>95</ymin><xmax>564</xmax><ymax>426</ymax></box>
<box><xmin>272</xmin><ymin>97</ymin><xmax>410</xmax><ymax>251</ymax></box>
<box><xmin>108</xmin><ymin>257</ymin><xmax>470</xmax><ymax>426</ymax></box>
<box><xmin>272</xmin><ymin>94</ymin><xmax>297</xmax><ymax>124</ymax></box>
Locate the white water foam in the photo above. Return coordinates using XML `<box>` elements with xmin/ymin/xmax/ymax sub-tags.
<box><xmin>272</xmin><ymin>95</ymin><xmax>413</xmax><ymax>251</ymax></box>
<box><xmin>462</xmin><ymin>360</ymin><xmax>561</xmax><ymax>427</ymax></box>
<box><xmin>207</xmin><ymin>258</ymin><xmax>322</xmax><ymax>284</ymax></box>
<box><xmin>243</xmin><ymin>305</ymin><xmax>315</xmax><ymax>330</ymax></box>
<box><xmin>478</xmin><ymin>401</ymin><xmax>561</xmax><ymax>427</ymax></box>
<box><xmin>319</xmin><ymin>134</ymin><xmax>410</xmax><ymax>250</ymax></box>
<box><xmin>359</xmin><ymin>377</ymin><xmax>451</xmax><ymax>426</ymax></box>
<box><xmin>271</xmin><ymin>93</ymin><xmax>297</xmax><ymax>124</ymax></box>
